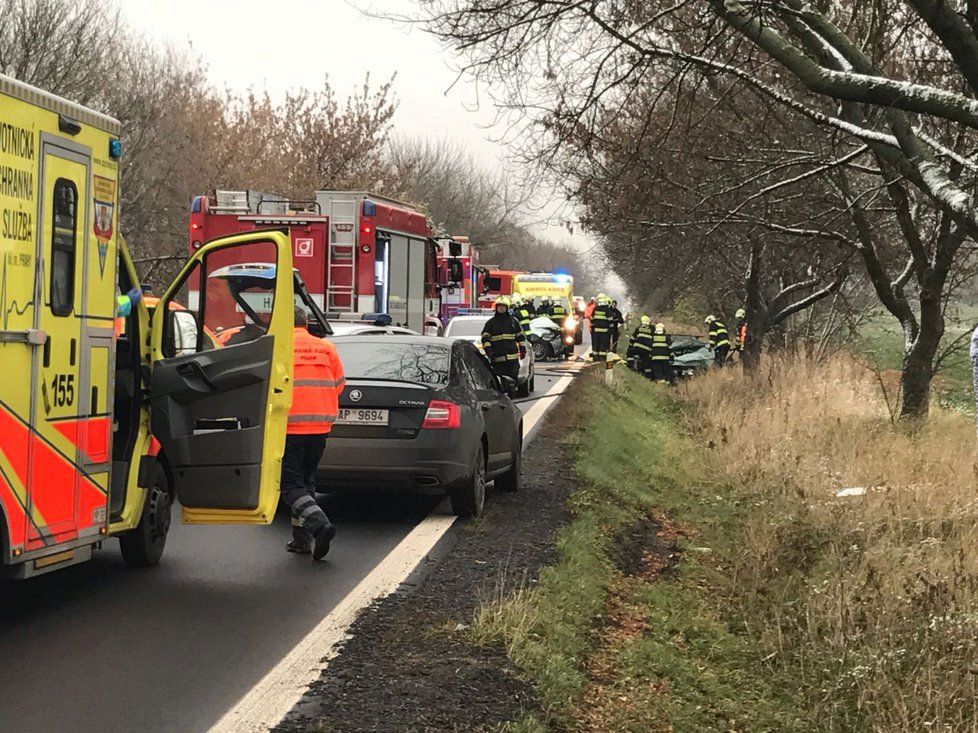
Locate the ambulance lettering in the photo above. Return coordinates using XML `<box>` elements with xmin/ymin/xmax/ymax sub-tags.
<box><xmin>2</xmin><ymin>208</ymin><xmax>32</xmax><ymax>242</ymax></box>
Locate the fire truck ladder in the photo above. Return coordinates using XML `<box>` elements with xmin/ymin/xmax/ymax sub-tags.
<box><xmin>325</xmin><ymin>196</ymin><xmax>358</xmax><ymax>312</ymax></box>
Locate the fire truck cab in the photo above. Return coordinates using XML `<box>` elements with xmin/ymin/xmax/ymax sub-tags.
<box><xmin>434</xmin><ymin>235</ymin><xmax>488</xmax><ymax>323</ymax></box>
<box><xmin>190</xmin><ymin>190</ymin><xmax>442</xmax><ymax>334</ymax></box>
<box><xmin>478</xmin><ymin>269</ymin><xmax>525</xmax><ymax>309</ymax></box>
<box><xmin>0</xmin><ymin>74</ymin><xmax>298</xmax><ymax>578</ymax></box>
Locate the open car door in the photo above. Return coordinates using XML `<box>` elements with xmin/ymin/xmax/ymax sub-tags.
<box><xmin>150</xmin><ymin>231</ymin><xmax>294</xmax><ymax>524</ymax></box>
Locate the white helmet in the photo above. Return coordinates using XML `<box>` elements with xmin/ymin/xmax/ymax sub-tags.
<box><xmin>704</xmin><ymin>315</ymin><xmax>716</xmax><ymax>324</ymax></box>
<box><xmin>735</xmin><ymin>308</ymin><xmax>746</xmax><ymax>319</ymax></box>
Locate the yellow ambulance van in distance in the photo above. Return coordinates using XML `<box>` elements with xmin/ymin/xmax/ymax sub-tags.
<box><xmin>0</xmin><ymin>73</ymin><xmax>297</xmax><ymax>578</ymax></box>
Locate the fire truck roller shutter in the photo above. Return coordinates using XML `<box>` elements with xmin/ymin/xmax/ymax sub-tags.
<box><xmin>387</xmin><ymin>234</ymin><xmax>410</xmax><ymax>327</ymax></box>
<box><xmin>408</xmin><ymin>236</ymin><xmax>426</xmax><ymax>331</ymax></box>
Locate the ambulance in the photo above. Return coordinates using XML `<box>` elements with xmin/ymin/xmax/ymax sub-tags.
<box><xmin>0</xmin><ymin>74</ymin><xmax>301</xmax><ymax>578</ymax></box>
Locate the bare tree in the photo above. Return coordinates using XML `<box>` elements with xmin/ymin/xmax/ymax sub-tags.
<box><xmin>415</xmin><ymin>0</ymin><xmax>978</xmax><ymax>416</ymax></box>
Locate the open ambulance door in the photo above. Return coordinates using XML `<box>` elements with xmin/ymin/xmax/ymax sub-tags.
<box><xmin>149</xmin><ymin>231</ymin><xmax>294</xmax><ymax>524</ymax></box>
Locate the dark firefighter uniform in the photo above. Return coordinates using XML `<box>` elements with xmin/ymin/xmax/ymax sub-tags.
<box><xmin>650</xmin><ymin>325</ymin><xmax>673</xmax><ymax>383</ymax></box>
<box><xmin>283</xmin><ymin>308</ymin><xmax>344</xmax><ymax>559</ymax></box>
<box><xmin>708</xmin><ymin>318</ymin><xmax>730</xmax><ymax>367</ymax></box>
<box><xmin>628</xmin><ymin>320</ymin><xmax>654</xmax><ymax>375</ymax></box>
<box><xmin>482</xmin><ymin>305</ymin><xmax>526</xmax><ymax>381</ymax></box>
<box><xmin>514</xmin><ymin>301</ymin><xmax>534</xmax><ymax>332</ymax></box>
<box><xmin>590</xmin><ymin>297</ymin><xmax>612</xmax><ymax>361</ymax></box>
<box><xmin>608</xmin><ymin>302</ymin><xmax>624</xmax><ymax>351</ymax></box>
<box><xmin>548</xmin><ymin>299</ymin><xmax>569</xmax><ymax>325</ymax></box>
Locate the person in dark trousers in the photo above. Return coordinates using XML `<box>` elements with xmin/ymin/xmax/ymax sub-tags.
<box><xmin>650</xmin><ymin>322</ymin><xmax>674</xmax><ymax>383</ymax></box>
<box><xmin>608</xmin><ymin>300</ymin><xmax>624</xmax><ymax>352</ymax></box>
<box><xmin>481</xmin><ymin>296</ymin><xmax>525</xmax><ymax>382</ymax></box>
<box><xmin>282</xmin><ymin>307</ymin><xmax>344</xmax><ymax>559</ymax></box>
<box><xmin>628</xmin><ymin>315</ymin><xmax>654</xmax><ymax>376</ymax></box>
<box><xmin>705</xmin><ymin>315</ymin><xmax>730</xmax><ymax>367</ymax></box>
<box><xmin>590</xmin><ymin>294</ymin><xmax>612</xmax><ymax>361</ymax></box>
<box><xmin>512</xmin><ymin>294</ymin><xmax>533</xmax><ymax>334</ymax></box>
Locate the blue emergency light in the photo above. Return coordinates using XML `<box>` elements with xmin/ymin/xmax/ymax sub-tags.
<box><xmin>109</xmin><ymin>139</ymin><xmax>122</xmax><ymax>160</ymax></box>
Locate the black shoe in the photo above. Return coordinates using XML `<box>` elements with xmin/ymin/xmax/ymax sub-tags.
<box><xmin>286</xmin><ymin>538</ymin><xmax>312</xmax><ymax>554</ymax></box>
<box><xmin>312</xmin><ymin>522</ymin><xmax>337</xmax><ymax>561</ymax></box>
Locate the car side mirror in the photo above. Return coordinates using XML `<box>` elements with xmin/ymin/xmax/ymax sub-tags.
<box><xmin>165</xmin><ymin>309</ymin><xmax>199</xmax><ymax>357</ymax></box>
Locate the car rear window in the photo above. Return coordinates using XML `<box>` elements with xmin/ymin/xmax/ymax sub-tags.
<box><xmin>445</xmin><ymin>319</ymin><xmax>485</xmax><ymax>338</ymax></box>
<box><xmin>333</xmin><ymin>340</ymin><xmax>451</xmax><ymax>385</ymax></box>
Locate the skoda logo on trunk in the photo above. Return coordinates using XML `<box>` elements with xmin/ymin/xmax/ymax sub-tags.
<box><xmin>349</xmin><ymin>389</ymin><xmax>363</xmax><ymax>402</ymax></box>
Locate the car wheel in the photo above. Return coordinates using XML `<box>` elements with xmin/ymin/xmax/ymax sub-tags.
<box><xmin>495</xmin><ymin>433</ymin><xmax>522</xmax><ymax>493</ymax></box>
<box><xmin>450</xmin><ymin>443</ymin><xmax>486</xmax><ymax>518</ymax></box>
<box><xmin>532</xmin><ymin>341</ymin><xmax>548</xmax><ymax>361</ymax></box>
<box><xmin>119</xmin><ymin>464</ymin><xmax>172</xmax><ymax>567</ymax></box>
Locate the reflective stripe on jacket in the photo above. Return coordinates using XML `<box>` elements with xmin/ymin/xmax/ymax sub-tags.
<box><xmin>288</xmin><ymin>327</ymin><xmax>345</xmax><ymax>434</ymax></box>
<box><xmin>709</xmin><ymin>321</ymin><xmax>730</xmax><ymax>348</ymax></box>
<box><xmin>630</xmin><ymin>325</ymin><xmax>653</xmax><ymax>352</ymax></box>
<box><xmin>591</xmin><ymin>306</ymin><xmax>611</xmax><ymax>333</ymax></box>
<box><xmin>515</xmin><ymin>305</ymin><xmax>533</xmax><ymax>329</ymax></box>
<box><xmin>481</xmin><ymin>313</ymin><xmax>525</xmax><ymax>363</ymax></box>
<box><xmin>650</xmin><ymin>333</ymin><xmax>672</xmax><ymax>361</ymax></box>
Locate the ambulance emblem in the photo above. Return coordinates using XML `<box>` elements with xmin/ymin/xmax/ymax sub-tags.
<box><xmin>93</xmin><ymin>176</ymin><xmax>116</xmax><ymax>278</ymax></box>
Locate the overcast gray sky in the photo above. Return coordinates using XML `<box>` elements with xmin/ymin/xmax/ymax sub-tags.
<box><xmin>119</xmin><ymin>0</ymin><xmax>622</xmax><ymax>297</ymax></box>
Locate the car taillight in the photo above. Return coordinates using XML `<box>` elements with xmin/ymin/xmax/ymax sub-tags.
<box><xmin>422</xmin><ymin>400</ymin><xmax>461</xmax><ymax>429</ymax></box>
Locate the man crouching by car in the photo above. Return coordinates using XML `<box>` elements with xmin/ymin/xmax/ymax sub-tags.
<box><xmin>481</xmin><ymin>296</ymin><xmax>525</xmax><ymax>384</ymax></box>
<box><xmin>283</xmin><ymin>307</ymin><xmax>345</xmax><ymax>560</ymax></box>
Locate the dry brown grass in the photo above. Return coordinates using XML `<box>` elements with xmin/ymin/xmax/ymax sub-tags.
<box><xmin>678</xmin><ymin>356</ymin><xmax>978</xmax><ymax>730</ymax></box>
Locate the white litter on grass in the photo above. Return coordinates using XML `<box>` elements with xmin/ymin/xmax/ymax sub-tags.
<box><xmin>835</xmin><ymin>487</ymin><xmax>867</xmax><ymax>498</ymax></box>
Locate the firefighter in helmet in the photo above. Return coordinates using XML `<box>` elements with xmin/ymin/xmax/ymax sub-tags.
<box><xmin>734</xmin><ymin>308</ymin><xmax>748</xmax><ymax>354</ymax></box>
<box><xmin>512</xmin><ymin>293</ymin><xmax>533</xmax><ymax>334</ymax></box>
<box><xmin>627</xmin><ymin>315</ymin><xmax>654</xmax><ymax>375</ymax></box>
<box><xmin>590</xmin><ymin>294</ymin><xmax>613</xmax><ymax>361</ymax></box>
<box><xmin>481</xmin><ymin>296</ymin><xmax>526</xmax><ymax>382</ymax></box>
<box><xmin>650</xmin><ymin>322</ymin><xmax>674</xmax><ymax>383</ymax></box>
<box><xmin>705</xmin><ymin>315</ymin><xmax>730</xmax><ymax>367</ymax></box>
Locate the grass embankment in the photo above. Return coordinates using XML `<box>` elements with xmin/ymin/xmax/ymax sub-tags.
<box><xmin>475</xmin><ymin>358</ymin><xmax>978</xmax><ymax>732</ymax></box>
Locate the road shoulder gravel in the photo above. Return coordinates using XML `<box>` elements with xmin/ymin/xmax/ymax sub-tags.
<box><xmin>275</xmin><ymin>376</ymin><xmax>587</xmax><ymax>733</ymax></box>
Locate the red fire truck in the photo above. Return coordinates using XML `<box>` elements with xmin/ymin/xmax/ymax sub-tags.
<box><xmin>477</xmin><ymin>269</ymin><xmax>525</xmax><ymax>309</ymax></box>
<box><xmin>189</xmin><ymin>190</ymin><xmax>442</xmax><ymax>333</ymax></box>
<box><xmin>434</xmin><ymin>235</ymin><xmax>489</xmax><ymax>322</ymax></box>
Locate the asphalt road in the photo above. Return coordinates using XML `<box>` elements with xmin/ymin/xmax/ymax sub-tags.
<box><xmin>0</xmin><ymin>343</ymin><xmax>589</xmax><ymax>733</ymax></box>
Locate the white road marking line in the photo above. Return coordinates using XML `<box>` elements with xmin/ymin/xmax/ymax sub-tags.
<box><xmin>208</xmin><ymin>371</ymin><xmax>577</xmax><ymax>733</ymax></box>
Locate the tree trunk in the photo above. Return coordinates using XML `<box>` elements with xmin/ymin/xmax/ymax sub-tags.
<box><xmin>900</xmin><ymin>286</ymin><xmax>944</xmax><ymax>419</ymax></box>
<box><xmin>741</xmin><ymin>324</ymin><xmax>765</xmax><ymax>371</ymax></box>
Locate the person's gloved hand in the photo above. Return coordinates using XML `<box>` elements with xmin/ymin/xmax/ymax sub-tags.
<box><xmin>127</xmin><ymin>286</ymin><xmax>143</xmax><ymax>304</ymax></box>
<box><xmin>519</xmin><ymin>345</ymin><xmax>527</xmax><ymax>359</ymax></box>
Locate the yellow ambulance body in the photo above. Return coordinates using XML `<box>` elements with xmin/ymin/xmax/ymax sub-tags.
<box><xmin>0</xmin><ymin>74</ymin><xmax>296</xmax><ymax>578</ymax></box>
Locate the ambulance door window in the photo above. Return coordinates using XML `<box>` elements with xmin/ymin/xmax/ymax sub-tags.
<box><xmin>49</xmin><ymin>179</ymin><xmax>78</xmax><ymax>316</ymax></box>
